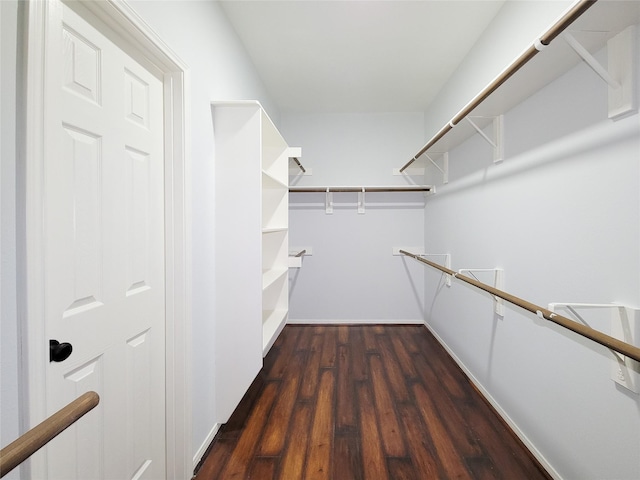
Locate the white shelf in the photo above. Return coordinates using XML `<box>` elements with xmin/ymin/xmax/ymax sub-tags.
<box><xmin>262</xmin><ymin>170</ymin><xmax>288</xmax><ymax>189</ymax></box>
<box><xmin>262</xmin><ymin>268</ymin><xmax>288</xmax><ymax>291</ymax></box>
<box><xmin>262</xmin><ymin>227</ymin><xmax>287</xmax><ymax>234</ymax></box>
<box><xmin>262</xmin><ymin>309</ymin><xmax>288</xmax><ymax>355</ymax></box>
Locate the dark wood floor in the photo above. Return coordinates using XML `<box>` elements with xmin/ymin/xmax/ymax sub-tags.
<box><xmin>194</xmin><ymin>325</ymin><xmax>551</xmax><ymax>480</ymax></box>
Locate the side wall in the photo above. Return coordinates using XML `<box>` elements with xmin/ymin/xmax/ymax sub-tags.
<box><xmin>282</xmin><ymin>113</ymin><xmax>426</xmax><ymax>323</ymax></box>
<box><xmin>423</xmin><ymin>31</ymin><xmax>640</xmax><ymax>480</ymax></box>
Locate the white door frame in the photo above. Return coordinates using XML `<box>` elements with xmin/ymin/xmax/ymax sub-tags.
<box><xmin>21</xmin><ymin>1</ymin><xmax>191</xmax><ymax>478</ymax></box>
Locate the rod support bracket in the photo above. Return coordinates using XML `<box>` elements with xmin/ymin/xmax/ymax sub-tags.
<box><xmin>458</xmin><ymin>268</ymin><xmax>505</xmax><ymax>315</ymax></box>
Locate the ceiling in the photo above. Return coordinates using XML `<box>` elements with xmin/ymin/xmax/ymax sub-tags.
<box><xmin>219</xmin><ymin>0</ymin><xmax>506</xmax><ymax>113</ymax></box>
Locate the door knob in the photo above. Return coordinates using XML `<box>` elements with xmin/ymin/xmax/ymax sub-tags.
<box><xmin>49</xmin><ymin>340</ymin><xmax>73</xmax><ymax>362</ymax></box>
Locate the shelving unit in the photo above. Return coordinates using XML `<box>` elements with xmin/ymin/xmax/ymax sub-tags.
<box><xmin>211</xmin><ymin>100</ymin><xmax>296</xmax><ymax>421</ymax></box>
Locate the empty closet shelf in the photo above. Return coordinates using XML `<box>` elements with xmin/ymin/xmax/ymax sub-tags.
<box><xmin>262</xmin><ymin>268</ymin><xmax>288</xmax><ymax>290</ymax></box>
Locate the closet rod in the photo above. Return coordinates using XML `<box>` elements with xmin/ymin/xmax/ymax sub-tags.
<box><xmin>399</xmin><ymin>0</ymin><xmax>598</xmax><ymax>173</ymax></box>
<box><xmin>400</xmin><ymin>249</ymin><xmax>640</xmax><ymax>363</ymax></box>
<box><xmin>289</xmin><ymin>186</ymin><xmax>432</xmax><ymax>193</ymax></box>
<box><xmin>292</xmin><ymin>157</ymin><xmax>306</xmax><ymax>173</ymax></box>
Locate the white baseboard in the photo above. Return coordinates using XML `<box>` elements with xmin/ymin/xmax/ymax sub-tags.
<box><xmin>423</xmin><ymin>322</ymin><xmax>562</xmax><ymax>480</ymax></box>
<box><xmin>192</xmin><ymin>422</ymin><xmax>221</xmax><ymax>471</ymax></box>
<box><xmin>287</xmin><ymin>318</ymin><xmax>424</xmax><ymax>325</ymax></box>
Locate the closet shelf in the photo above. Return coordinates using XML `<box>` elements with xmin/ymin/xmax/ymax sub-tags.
<box><xmin>262</xmin><ymin>170</ymin><xmax>288</xmax><ymax>189</ymax></box>
<box><xmin>262</xmin><ymin>268</ymin><xmax>288</xmax><ymax>290</ymax></box>
<box><xmin>399</xmin><ymin>0</ymin><xmax>640</xmax><ymax>172</ymax></box>
<box><xmin>262</xmin><ymin>227</ymin><xmax>287</xmax><ymax>234</ymax></box>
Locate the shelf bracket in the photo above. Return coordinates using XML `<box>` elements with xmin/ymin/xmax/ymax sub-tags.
<box><xmin>325</xmin><ymin>188</ymin><xmax>333</xmax><ymax>215</ymax></box>
<box><xmin>458</xmin><ymin>268</ymin><xmax>504</xmax><ymax>315</ymax></box>
<box><xmin>564</xmin><ymin>28</ymin><xmax>638</xmax><ymax>119</ymax></box>
<box><xmin>548</xmin><ymin>303</ymin><xmax>640</xmax><ymax>393</ymax></box>
<box><xmin>422</xmin><ymin>253</ymin><xmax>452</xmax><ymax>286</ymax></box>
<box><xmin>466</xmin><ymin>115</ymin><xmax>504</xmax><ymax>163</ymax></box>
<box><xmin>424</xmin><ymin>152</ymin><xmax>449</xmax><ymax>184</ymax></box>
<box><xmin>288</xmin><ymin>147</ymin><xmax>312</xmax><ymax>177</ymax></box>
<box><xmin>563</xmin><ymin>32</ymin><xmax>620</xmax><ymax>89</ymax></box>
<box><xmin>358</xmin><ymin>188</ymin><xmax>365</xmax><ymax>214</ymax></box>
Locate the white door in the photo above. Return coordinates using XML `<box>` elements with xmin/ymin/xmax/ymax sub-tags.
<box><xmin>41</xmin><ymin>3</ymin><xmax>166</xmax><ymax>478</ymax></box>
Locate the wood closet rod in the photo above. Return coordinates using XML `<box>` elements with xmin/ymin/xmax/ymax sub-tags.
<box><xmin>289</xmin><ymin>186</ymin><xmax>432</xmax><ymax>193</ymax></box>
<box><xmin>400</xmin><ymin>0</ymin><xmax>598</xmax><ymax>172</ymax></box>
<box><xmin>0</xmin><ymin>392</ymin><xmax>100</xmax><ymax>477</ymax></box>
<box><xmin>399</xmin><ymin>250</ymin><xmax>640</xmax><ymax>363</ymax></box>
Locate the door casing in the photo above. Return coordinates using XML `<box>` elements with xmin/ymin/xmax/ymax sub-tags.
<box><xmin>20</xmin><ymin>1</ymin><xmax>191</xmax><ymax>478</ymax></box>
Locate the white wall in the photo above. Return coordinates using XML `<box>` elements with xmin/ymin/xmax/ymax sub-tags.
<box><xmin>422</xmin><ymin>32</ymin><xmax>640</xmax><ymax>480</ymax></box>
<box><xmin>126</xmin><ymin>0</ymin><xmax>279</xmax><ymax>462</ymax></box>
<box><xmin>1</xmin><ymin>1</ymin><xmax>21</xmax><ymax>479</ymax></box>
<box><xmin>282</xmin><ymin>113</ymin><xmax>426</xmax><ymax>322</ymax></box>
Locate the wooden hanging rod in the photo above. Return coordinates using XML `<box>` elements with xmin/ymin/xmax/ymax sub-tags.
<box><xmin>0</xmin><ymin>391</ymin><xmax>100</xmax><ymax>478</ymax></box>
<box><xmin>400</xmin><ymin>249</ymin><xmax>640</xmax><ymax>363</ymax></box>
<box><xmin>399</xmin><ymin>0</ymin><xmax>598</xmax><ymax>172</ymax></box>
<box><xmin>289</xmin><ymin>186</ymin><xmax>433</xmax><ymax>193</ymax></box>
<box><xmin>291</xmin><ymin>157</ymin><xmax>306</xmax><ymax>173</ymax></box>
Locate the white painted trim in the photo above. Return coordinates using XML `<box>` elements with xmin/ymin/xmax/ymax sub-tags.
<box><xmin>21</xmin><ymin>1</ymin><xmax>191</xmax><ymax>478</ymax></box>
<box><xmin>192</xmin><ymin>423</ymin><xmax>221</xmax><ymax>471</ymax></box>
<box><xmin>287</xmin><ymin>318</ymin><xmax>424</xmax><ymax>325</ymax></box>
<box><xmin>423</xmin><ymin>322</ymin><xmax>562</xmax><ymax>480</ymax></box>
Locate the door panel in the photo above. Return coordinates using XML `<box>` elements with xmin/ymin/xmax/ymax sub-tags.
<box><xmin>42</xmin><ymin>4</ymin><xmax>166</xmax><ymax>479</ymax></box>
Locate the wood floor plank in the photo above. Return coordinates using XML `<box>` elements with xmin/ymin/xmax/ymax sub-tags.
<box><xmin>266</xmin><ymin>326</ymin><xmax>302</xmax><ymax>380</ymax></box>
<box><xmin>248</xmin><ymin>458</ymin><xmax>276</xmax><ymax>480</ymax></box>
<box><xmin>258</xmin><ymin>351</ymin><xmax>304</xmax><ymax>456</ymax></box>
<box><xmin>387</xmin><ymin>457</ymin><xmax>418</xmax><ymax>480</ymax></box>
<box><xmin>333</xmin><ymin>433</ymin><xmax>363</xmax><ymax>480</ymax></box>
<box><xmin>350</xmin><ymin>327</ymin><xmax>369</xmax><ymax>381</ymax></box>
<box><xmin>299</xmin><ymin>334</ymin><xmax>324</xmax><ymax>400</ymax></box>
<box><xmin>337</xmin><ymin>325</ymin><xmax>349</xmax><ymax>344</ymax></box>
<box><xmin>277</xmin><ymin>403</ymin><xmax>312</xmax><ymax>480</ymax></box>
<box><xmin>376</xmin><ymin>333</ymin><xmax>409</xmax><ymax>402</ymax></box>
<box><xmin>304</xmin><ymin>369</ymin><xmax>335</xmax><ymax>480</ymax></box>
<box><xmin>368</xmin><ymin>354</ymin><xmax>406</xmax><ymax>457</ymax></box>
<box><xmin>320</xmin><ymin>326</ymin><xmax>337</xmax><ymax>368</ymax></box>
<box><xmin>413</xmin><ymin>383</ymin><xmax>473</xmax><ymax>480</ymax></box>
<box><xmin>363</xmin><ymin>326</ymin><xmax>378</xmax><ymax>352</ymax></box>
<box><xmin>217</xmin><ymin>382</ymin><xmax>278</xmax><ymax>479</ymax></box>
<box><xmin>389</xmin><ymin>330</ymin><xmax>418</xmax><ymax>379</ymax></box>
<box><xmin>412</xmin><ymin>353</ymin><xmax>484</xmax><ymax>458</ymax></box>
<box><xmin>398</xmin><ymin>403</ymin><xmax>440</xmax><ymax>479</ymax></box>
<box><xmin>336</xmin><ymin>344</ymin><xmax>356</xmax><ymax>432</ymax></box>
<box><xmin>356</xmin><ymin>382</ymin><xmax>389</xmax><ymax>480</ymax></box>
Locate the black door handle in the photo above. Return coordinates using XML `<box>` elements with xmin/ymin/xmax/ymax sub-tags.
<box><xmin>50</xmin><ymin>340</ymin><xmax>73</xmax><ymax>362</ymax></box>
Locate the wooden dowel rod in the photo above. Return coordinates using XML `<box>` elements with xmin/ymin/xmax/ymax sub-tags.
<box><xmin>0</xmin><ymin>391</ymin><xmax>100</xmax><ymax>478</ymax></box>
<box><xmin>399</xmin><ymin>250</ymin><xmax>640</xmax><ymax>363</ymax></box>
<box><xmin>540</xmin><ymin>0</ymin><xmax>597</xmax><ymax>45</ymax></box>
<box><xmin>289</xmin><ymin>186</ymin><xmax>432</xmax><ymax>193</ymax></box>
<box><xmin>401</xmin><ymin>0</ymin><xmax>598</xmax><ymax>172</ymax></box>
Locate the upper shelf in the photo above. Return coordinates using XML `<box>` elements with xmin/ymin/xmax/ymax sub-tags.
<box><xmin>400</xmin><ymin>0</ymin><xmax>640</xmax><ymax>170</ymax></box>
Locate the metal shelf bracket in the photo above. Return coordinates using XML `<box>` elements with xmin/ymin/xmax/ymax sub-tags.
<box><xmin>458</xmin><ymin>268</ymin><xmax>505</xmax><ymax>315</ymax></box>
<box><xmin>548</xmin><ymin>303</ymin><xmax>640</xmax><ymax>393</ymax></box>
<box><xmin>465</xmin><ymin>115</ymin><xmax>504</xmax><ymax>163</ymax></box>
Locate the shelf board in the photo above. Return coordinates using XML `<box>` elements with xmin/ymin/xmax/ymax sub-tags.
<box><xmin>262</xmin><ymin>268</ymin><xmax>288</xmax><ymax>290</ymax></box>
<box><xmin>262</xmin><ymin>170</ymin><xmax>288</xmax><ymax>189</ymax></box>
<box><xmin>263</xmin><ymin>308</ymin><xmax>288</xmax><ymax>356</ymax></box>
<box><xmin>262</xmin><ymin>227</ymin><xmax>288</xmax><ymax>234</ymax></box>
